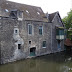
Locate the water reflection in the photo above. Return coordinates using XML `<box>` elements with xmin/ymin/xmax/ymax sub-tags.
<box><xmin>0</xmin><ymin>51</ymin><xmax>72</xmax><ymax>72</ymax></box>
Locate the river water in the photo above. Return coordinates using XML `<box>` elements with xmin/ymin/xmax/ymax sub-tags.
<box><xmin>0</xmin><ymin>51</ymin><xmax>72</xmax><ymax>72</ymax></box>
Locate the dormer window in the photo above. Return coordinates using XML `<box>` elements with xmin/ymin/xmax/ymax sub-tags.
<box><xmin>18</xmin><ymin>11</ymin><xmax>23</xmax><ymax>21</ymax></box>
<box><xmin>10</xmin><ymin>10</ymin><xmax>17</xmax><ymax>19</ymax></box>
<box><xmin>10</xmin><ymin>9</ymin><xmax>23</xmax><ymax>20</ymax></box>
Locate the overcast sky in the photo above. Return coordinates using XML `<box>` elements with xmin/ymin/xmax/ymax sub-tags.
<box><xmin>8</xmin><ymin>0</ymin><xmax>71</xmax><ymax>18</ymax></box>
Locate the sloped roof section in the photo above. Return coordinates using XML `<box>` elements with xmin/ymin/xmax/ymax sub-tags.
<box><xmin>0</xmin><ymin>0</ymin><xmax>48</xmax><ymax>22</ymax></box>
<box><xmin>48</xmin><ymin>12</ymin><xmax>64</xmax><ymax>26</ymax></box>
<box><xmin>49</xmin><ymin>12</ymin><xmax>57</xmax><ymax>22</ymax></box>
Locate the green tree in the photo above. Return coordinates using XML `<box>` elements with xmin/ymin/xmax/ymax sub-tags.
<box><xmin>62</xmin><ymin>10</ymin><xmax>72</xmax><ymax>39</ymax></box>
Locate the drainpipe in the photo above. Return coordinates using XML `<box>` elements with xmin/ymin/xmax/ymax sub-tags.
<box><xmin>51</xmin><ymin>23</ymin><xmax>53</xmax><ymax>53</ymax></box>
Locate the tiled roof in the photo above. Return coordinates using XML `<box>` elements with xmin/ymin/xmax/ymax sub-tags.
<box><xmin>49</xmin><ymin>12</ymin><xmax>57</xmax><ymax>22</ymax></box>
<box><xmin>64</xmin><ymin>38</ymin><xmax>72</xmax><ymax>46</ymax></box>
<box><xmin>0</xmin><ymin>0</ymin><xmax>48</xmax><ymax>22</ymax></box>
<box><xmin>48</xmin><ymin>12</ymin><xmax>64</xmax><ymax>26</ymax></box>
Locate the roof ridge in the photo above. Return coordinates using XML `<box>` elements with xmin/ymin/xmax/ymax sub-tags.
<box><xmin>49</xmin><ymin>11</ymin><xmax>58</xmax><ymax>15</ymax></box>
<box><xmin>7</xmin><ymin>0</ymin><xmax>41</xmax><ymax>8</ymax></box>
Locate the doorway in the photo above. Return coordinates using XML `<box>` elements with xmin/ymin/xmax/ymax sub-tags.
<box><xmin>57</xmin><ymin>40</ymin><xmax>61</xmax><ymax>50</ymax></box>
<box><xmin>30</xmin><ymin>47</ymin><xmax>36</xmax><ymax>56</ymax></box>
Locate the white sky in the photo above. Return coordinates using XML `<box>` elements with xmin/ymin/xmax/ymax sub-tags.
<box><xmin>8</xmin><ymin>0</ymin><xmax>71</xmax><ymax>18</ymax></box>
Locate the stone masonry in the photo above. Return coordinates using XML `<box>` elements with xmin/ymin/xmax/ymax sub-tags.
<box><xmin>0</xmin><ymin>0</ymin><xmax>64</xmax><ymax>64</ymax></box>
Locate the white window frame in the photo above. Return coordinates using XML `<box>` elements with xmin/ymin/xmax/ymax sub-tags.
<box><xmin>14</xmin><ymin>28</ymin><xmax>19</xmax><ymax>35</ymax></box>
<box><xmin>39</xmin><ymin>26</ymin><xmax>43</xmax><ymax>35</ymax></box>
<box><xmin>28</xmin><ymin>24</ymin><xmax>33</xmax><ymax>35</ymax></box>
<box><xmin>42</xmin><ymin>41</ymin><xmax>46</xmax><ymax>48</ymax></box>
<box><xmin>18</xmin><ymin>11</ymin><xmax>23</xmax><ymax>21</ymax></box>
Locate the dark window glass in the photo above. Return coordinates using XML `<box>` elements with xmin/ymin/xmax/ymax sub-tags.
<box><xmin>28</xmin><ymin>25</ymin><xmax>32</xmax><ymax>34</ymax></box>
<box><xmin>10</xmin><ymin>11</ymin><xmax>17</xmax><ymax>18</ymax></box>
<box><xmin>39</xmin><ymin>26</ymin><xmax>43</xmax><ymax>35</ymax></box>
<box><xmin>56</xmin><ymin>29</ymin><xmax>64</xmax><ymax>35</ymax></box>
<box><xmin>15</xmin><ymin>30</ymin><xmax>17</xmax><ymax>33</ymax></box>
<box><xmin>43</xmin><ymin>41</ymin><xmax>46</xmax><ymax>47</ymax></box>
<box><xmin>29</xmin><ymin>41</ymin><xmax>31</xmax><ymax>44</ymax></box>
<box><xmin>18</xmin><ymin>11</ymin><xmax>23</xmax><ymax>18</ymax></box>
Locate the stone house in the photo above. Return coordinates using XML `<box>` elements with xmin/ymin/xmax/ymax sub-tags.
<box><xmin>0</xmin><ymin>0</ymin><xmax>64</xmax><ymax>64</ymax></box>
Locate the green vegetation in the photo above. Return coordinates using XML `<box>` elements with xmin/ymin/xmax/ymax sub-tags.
<box><xmin>62</xmin><ymin>10</ymin><xmax>72</xmax><ymax>39</ymax></box>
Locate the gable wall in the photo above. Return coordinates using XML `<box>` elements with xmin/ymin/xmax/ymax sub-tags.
<box><xmin>51</xmin><ymin>13</ymin><xmax>64</xmax><ymax>53</ymax></box>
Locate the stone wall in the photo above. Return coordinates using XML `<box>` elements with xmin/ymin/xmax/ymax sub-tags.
<box><xmin>0</xmin><ymin>17</ymin><xmax>52</xmax><ymax>64</ymax></box>
<box><xmin>0</xmin><ymin>18</ymin><xmax>16</xmax><ymax>64</ymax></box>
<box><xmin>51</xmin><ymin>13</ymin><xmax>64</xmax><ymax>53</ymax></box>
<box><xmin>0</xmin><ymin>13</ymin><xmax>64</xmax><ymax>64</ymax></box>
<box><xmin>0</xmin><ymin>18</ymin><xmax>25</xmax><ymax>64</ymax></box>
<box><xmin>23</xmin><ymin>21</ymin><xmax>52</xmax><ymax>57</ymax></box>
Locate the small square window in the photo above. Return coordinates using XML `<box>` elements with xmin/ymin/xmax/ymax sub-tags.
<box><xmin>29</xmin><ymin>41</ymin><xmax>31</xmax><ymax>44</ymax></box>
<box><xmin>15</xmin><ymin>30</ymin><xmax>17</xmax><ymax>33</ymax></box>
<box><xmin>42</xmin><ymin>41</ymin><xmax>46</xmax><ymax>48</ymax></box>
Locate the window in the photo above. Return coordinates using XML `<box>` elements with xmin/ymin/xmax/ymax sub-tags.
<box><xmin>29</xmin><ymin>41</ymin><xmax>31</xmax><ymax>44</ymax></box>
<box><xmin>18</xmin><ymin>11</ymin><xmax>23</xmax><ymax>18</ymax></box>
<box><xmin>42</xmin><ymin>41</ymin><xmax>46</xmax><ymax>48</ymax></box>
<box><xmin>39</xmin><ymin>26</ymin><xmax>43</xmax><ymax>35</ymax></box>
<box><xmin>10</xmin><ymin>11</ymin><xmax>17</xmax><ymax>19</ymax></box>
<box><xmin>18</xmin><ymin>44</ymin><xmax>21</xmax><ymax>49</ymax></box>
<box><xmin>28</xmin><ymin>24</ymin><xmax>32</xmax><ymax>35</ymax></box>
<box><xmin>14</xmin><ymin>28</ymin><xmax>19</xmax><ymax>34</ymax></box>
<box><xmin>15</xmin><ymin>30</ymin><xmax>17</xmax><ymax>33</ymax></box>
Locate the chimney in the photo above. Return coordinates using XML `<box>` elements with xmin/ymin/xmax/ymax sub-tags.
<box><xmin>46</xmin><ymin>12</ymin><xmax>50</xmax><ymax>22</ymax></box>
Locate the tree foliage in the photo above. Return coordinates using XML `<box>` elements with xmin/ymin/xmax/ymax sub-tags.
<box><xmin>62</xmin><ymin>10</ymin><xmax>72</xmax><ymax>29</ymax></box>
<box><xmin>62</xmin><ymin>10</ymin><xmax>72</xmax><ymax>39</ymax></box>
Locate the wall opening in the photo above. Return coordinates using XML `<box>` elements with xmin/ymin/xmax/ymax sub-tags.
<box><xmin>29</xmin><ymin>41</ymin><xmax>31</xmax><ymax>44</ymax></box>
<box><xmin>18</xmin><ymin>44</ymin><xmax>21</xmax><ymax>49</ymax></box>
<box><xmin>57</xmin><ymin>40</ymin><xmax>61</xmax><ymax>50</ymax></box>
<box><xmin>30</xmin><ymin>47</ymin><xmax>36</xmax><ymax>56</ymax></box>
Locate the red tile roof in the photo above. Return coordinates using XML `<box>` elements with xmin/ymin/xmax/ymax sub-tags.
<box><xmin>64</xmin><ymin>38</ymin><xmax>72</xmax><ymax>46</ymax></box>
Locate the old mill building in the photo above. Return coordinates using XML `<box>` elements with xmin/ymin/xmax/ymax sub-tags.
<box><xmin>0</xmin><ymin>0</ymin><xmax>64</xmax><ymax>64</ymax></box>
